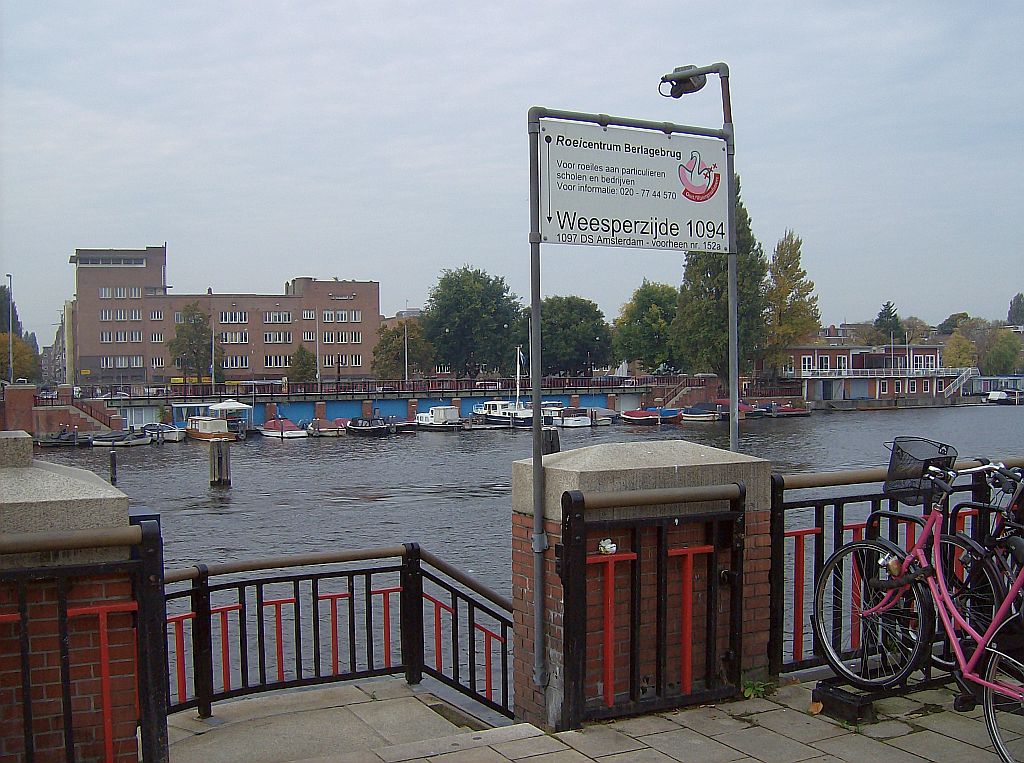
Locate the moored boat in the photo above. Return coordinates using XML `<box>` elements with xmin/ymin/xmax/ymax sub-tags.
<box><xmin>36</xmin><ymin>427</ymin><xmax>94</xmax><ymax>447</ymax></box>
<box><xmin>345</xmin><ymin>416</ymin><xmax>392</xmax><ymax>436</ymax></box>
<box><xmin>995</xmin><ymin>390</ymin><xmax>1024</xmax><ymax>406</ymax></box>
<box><xmin>472</xmin><ymin>399</ymin><xmax>549</xmax><ymax>427</ymax></box>
<box><xmin>257</xmin><ymin>418</ymin><xmax>308</xmax><ymax>439</ymax></box>
<box><xmin>306</xmin><ymin>418</ymin><xmax>345</xmax><ymax>436</ymax></box>
<box><xmin>679</xmin><ymin>406</ymin><xmax>724</xmax><ymax>422</ymax></box>
<box><xmin>91</xmin><ymin>430</ymin><xmax>153</xmax><ymax>447</ymax></box>
<box><xmin>552</xmin><ymin>407</ymin><xmax>610</xmax><ymax>427</ymax></box>
<box><xmin>142</xmin><ymin>422</ymin><xmax>186</xmax><ymax>442</ymax></box>
<box><xmin>414</xmin><ymin>406</ymin><xmax>464</xmax><ymax>431</ymax></box>
<box><xmin>186</xmin><ymin>416</ymin><xmax>237</xmax><ymax>442</ymax></box>
<box><xmin>621</xmin><ymin>409</ymin><xmax>660</xmax><ymax>425</ymax></box>
<box><xmin>385</xmin><ymin>416</ymin><xmax>417</xmax><ymax>434</ymax></box>
<box><xmin>764</xmin><ymin>402</ymin><xmax>811</xmax><ymax>418</ymax></box>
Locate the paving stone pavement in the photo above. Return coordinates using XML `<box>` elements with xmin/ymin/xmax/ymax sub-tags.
<box><xmin>167</xmin><ymin>677</ymin><xmax>1011</xmax><ymax>762</ymax></box>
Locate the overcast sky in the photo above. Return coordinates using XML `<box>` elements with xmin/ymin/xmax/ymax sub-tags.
<box><xmin>2</xmin><ymin>1</ymin><xmax>1022</xmax><ymax>343</ymax></box>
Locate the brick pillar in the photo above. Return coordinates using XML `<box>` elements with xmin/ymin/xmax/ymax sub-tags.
<box><xmin>265</xmin><ymin>402</ymin><xmax>278</xmax><ymax>420</ymax></box>
<box><xmin>569</xmin><ymin>395</ymin><xmax>580</xmax><ymax>408</ymax></box>
<box><xmin>606</xmin><ymin>393</ymin><xmax>617</xmax><ymax>411</ymax></box>
<box><xmin>361</xmin><ymin>400</ymin><xmax>374</xmax><ymax>417</ymax></box>
<box><xmin>0</xmin><ymin>431</ymin><xmax>142</xmax><ymax>762</ymax></box>
<box><xmin>314</xmin><ymin>401</ymin><xmax>326</xmax><ymax>420</ymax></box>
<box><xmin>407</xmin><ymin>399</ymin><xmax>419</xmax><ymax>419</ymax></box>
<box><xmin>2</xmin><ymin>384</ymin><xmax>36</xmax><ymax>433</ymax></box>
<box><xmin>451</xmin><ymin>398</ymin><xmax>462</xmax><ymax>417</ymax></box>
<box><xmin>511</xmin><ymin>440</ymin><xmax>772</xmax><ymax>731</ymax></box>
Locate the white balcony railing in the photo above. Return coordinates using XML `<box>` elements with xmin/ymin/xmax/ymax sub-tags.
<box><xmin>781</xmin><ymin>367</ymin><xmax>972</xmax><ymax>380</ymax></box>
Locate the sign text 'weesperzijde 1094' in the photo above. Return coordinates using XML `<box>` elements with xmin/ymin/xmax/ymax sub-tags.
<box><xmin>538</xmin><ymin>119</ymin><xmax>730</xmax><ymax>253</ymax></box>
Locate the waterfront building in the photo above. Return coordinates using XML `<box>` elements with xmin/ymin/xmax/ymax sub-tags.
<box><xmin>67</xmin><ymin>245</ymin><xmax>380</xmax><ymax>387</ymax></box>
<box><xmin>763</xmin><ymin>341</ymin><xmax>976</xmax><ymax>404</ymax></box>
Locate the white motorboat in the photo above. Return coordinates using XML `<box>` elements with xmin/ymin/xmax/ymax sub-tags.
<box><xmin>142</xmin><ymin>422</ymin><xmax>186</xmax><ymax>442</ymax></box>
<box><xmin>414</xmin><ymin>406</ymin><xmax>464</xmax><ymax>431</ymax></box>
<box><xmin>257</xmin><ymin>418</ymin><xmax>308</xmax><ymax>439</ymax></box>
<box><xmin>551</xmin><ymin>407</ymin><xmax>610</xmax><ymax>427</ymax></box>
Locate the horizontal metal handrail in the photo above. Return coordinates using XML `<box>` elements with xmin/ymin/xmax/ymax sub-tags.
<box><xmin>780</xmin><ymin>456</ymin><xmax>1024</xmax><ymax>490</ymax></box>
<box><xmin>0</xmin><ymin>525</ymin><xmax>142</xmax><ymax>554</ymax></box>
<box><xmin>566</xmin><ymin>483</ymin><xmax>743</xmax><ymax>511</ymax></box>
<box><xmin>164</xmin><ymin>545</ymin><xmax>409</xmax><ymax>584</ymax></box>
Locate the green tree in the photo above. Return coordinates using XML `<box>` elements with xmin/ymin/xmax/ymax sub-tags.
<box><xmin>873</xmin><ymin>302</ymin><xmax>902</xmax><ymax>338</ymax></box>
<box><xmin>761</xmin><ymin>230</ymin><xmax>820</xmax><ymax>375</ymax></box>
<box><xmin>165</xmin><ymin>302</ymin><xmax>222</xmax><ymax>382</ymax></box>
<box><xmin>290</xmin><ymin>345</ymin><xmax>318</xmax><ymax>382</ymax></box>
<box><xmin>980</xmin><ymin>330</ymin><xmax>1022</xmax><ymax>375</ymax></box>
<box><xmin>372</xmin><ymin>320</ymin><xmax>435</xmax><ymax>379</ymax></box>
<box><xmin>937</xmin><ymin>312</ymin><xmax>970</xmax><ymax>334</ymax></box>
<box><xmin>613</xmin><ymin>280</ymin><xmax>679</xmax><ymax>373</ymax></box>
<box><xmin>421</xmin><ymin>267</ymin><xmax>522</xmax><ymax>377</ymax></box>
<box><xmin>942</xmin><ymin>331</ymin><xmax>976</xmax><ymax>368</ymax></box>
<box><xmin>534</xmin><ymin>296</ymin><xmax>611</xmax><ymax>376</ymax></box>
<box><xmin>957</xmin><ymin>317</ymin><xmax>1000</xmax><ymax>365</ymax></box>
<box><xmin>0</xmin><ymin>285</ymin><xmax>23</xmax><ymax>338</ymax></box>
<box><xmin>1008</xmin><ymin>293</ymin><xmax>1024</xmax><ymax>325</ymax></box>
<box><xmin>671</xmin><ymin>176</ymin><xmax>768</xmax><ymax>377</ymax></box>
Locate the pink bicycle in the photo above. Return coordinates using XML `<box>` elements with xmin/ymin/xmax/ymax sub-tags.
<box><xmin>813</xmin><ymin>436</ymin><xmax>1024</xmax><ymax>762</ymax></box>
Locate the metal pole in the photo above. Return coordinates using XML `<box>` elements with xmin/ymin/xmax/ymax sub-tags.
<box><xmin>720</xmin><ymin>68</ymin><xmax>740</xmax><ymax>451</ymax></box>
<box><xmin>6</xmin><ymin>273</ymin><xmax>12</xmax><ymax>383</ymax></box>
<box><xmin>527</xmin><ymin>107</ymin><xmax>549</xmax><ymax>688</ymax></box>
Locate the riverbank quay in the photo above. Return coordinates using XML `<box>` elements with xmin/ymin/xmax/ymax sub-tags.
<box><xmin>169</xmin><ymin>675</ymin><xmax>997</xmax><ymax>762</ymax></box>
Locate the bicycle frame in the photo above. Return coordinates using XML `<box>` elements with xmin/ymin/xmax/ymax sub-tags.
<box><xmin>865</xmin><ymin>484</ymin><xmax>1024</xmax><ymax>702</ymax></box>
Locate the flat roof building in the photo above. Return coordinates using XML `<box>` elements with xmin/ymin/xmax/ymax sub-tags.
<box><xmin>68</xmin><ymin>244</ymin><xmax>380</xmax><ymax>387</ymax></box>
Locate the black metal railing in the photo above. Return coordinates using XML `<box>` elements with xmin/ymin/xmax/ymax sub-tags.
<box><xmin>0</xmin><ymin>523</ymin><xmax>169</xmax><ymax>763</ymax></box>
<box><xmin>558</xmin><ymin>484</ymin><xmax>745</xmax><ymax>730</ymax></box>
<box><xmin>162</xmin><ymin>543</ymin><xmax>513</xmax><ymax>719</ymax></box>
<box><xmin>767</xmin><ymin>456</ymin><xmax>1024</xmax><ymax>677</ymax></box>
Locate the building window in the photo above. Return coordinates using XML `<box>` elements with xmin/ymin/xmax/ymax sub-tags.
<box><xmin>151</xmin><ymin>357</ymin><xmax>165</xmax><ymax>368</ymax></box>
<box><xmin>116</xmin><ymin>331</ymin><xmax>128</xmax><ymax>343</ymax></box>
<box><xmin>351</xmin><ymin>310</ymin><xmax>362</xmax><ymax>322</ymax></box>
<box><xmin>302</xmin><ymin>331</ymin><xmax>316</xmax><ymax>342</ymax></box>
<box><xmin>818</xmin><ymin>356</ymin><xmax>829</xmax><ymax>370</ymax></box>
<box><xmin>909</xmin><ymin>380</ymin><xmax>917</xmax><ymax>393</ymax></box>
<box><xmin>337</xmin><ymin>332</ymin><xmax>347</xmax><ymax>344</ymax></box>
<box><xmin>265</xmin><ymin>355</ymin><xmax>291</xmax><ymax>368</ymax></box>
<box><xmin>130</xmin><ymin>309</ymin><xmax>142</xmax><ymax>321</ymax></box>
<box><xmin>174</xmin><ymin>312</ymin><xmax>184</xmax><ymax>324</ymax></box>
<box><xmin>114</xmin><ymin>287</ymin><xmax>127</xmax><ymax>299</ymax></box>
<box><xmin>801</xmin><ymin>355</ymin><xmax>813</xmax><ymax>372</ymax></box>
<box><xmin>837</xmin><ymin>355</ymin><xmax>848</xmax><ymax>371</ymax></box>
<box><xmin>264</xmin><ymin>311</ymin><xmax>292</xmax><ymax>324</ymax></box>
<box><xmin>895</xmin><ymin>380</ymin><xmax>903</xmax><ymax>394</ymax></box>
<box><xmin>99</xmin><ymin>287</ymin><xmax>112</xmax><ymax>299</ymax></box>
<box><xmin>223</xmin><ymin>355</ymin><xmax>250</xmax><ymax>369</ymax></box>
<box><xmin>100</xmin><ymin>331</ymin><xmax>113</xmax><ymax>343</ymax></box>
<box><xmin>151</xmin><ymin>332</ymin><xmax>164</xmax><ymax>343</ymax></box>
<box><xmin>349</xmin><ymin>354</ymin><xmax>362</xmax><ymax>367</ymax></box>
<box><xmin>323</xmin><ymin>355</ymin><xmax>334</xmax><ymax>367</ymax></box>
<box><xmin>131</xmin><ymin>356</ymin><xmax>144</xmax><ymax>368</ymax></box>
<box><xmin>323</xmin><ymin>331</ymin><xmax>336</xmax><ymax>344</ymax></box>
<box><xmin>322</xmin><ymin>310</ymin><xmax>334</xmax><ymax>323</ymax></box>
<box><xmin>100</xmin><ymin>309</ymin><xmax>113</xmax><ymax>322</ymax></box>
<box><xmin>302</xmin><ymin>309</ymin><xmax>315</xmax><ymax>320</ymax></box>
<box><xmin>221</xmin><ymin>331</ymin><xmax>249</xmax><ymax>344</ymax></box>
<box><xmin>880</xmin><ymin>380</ymin><xmax>888</xmax><ymax>395</ymax></box>
<box><xmin>220</xmin><ymin>311</ymin><xmax>248</xmax><ymax>324</ymax></box>
<box><xmin>130</xmin><ymin>331</ymin><xmax>143</xmax><ymax>342</ymax></box>
<box><xmin>129</xmin><ymin>286</ymin><xmax>142</xmax><ymax>298</ymax></box>
<box><xmin>351</xmin><ymin>331</ymin><xmax>362</xmax><ymax>344</ymax></box>
<box><xmin>937</xmin><ymin>378</ymin><xmax>945</xmax><ymax>391</ymax></box>
<box><xmin>923</xmin><ymin>379</ymin><xmax>931</xmax><ymax>393</ymax></box>
<box><xmin>264</xmin><ymin>331</ymin><xmax>292</xmax><ymax>344</ymax></box>
<box><xmin>115</xmin><ymin>356</ymin><xmax>129</xmax><ymax>368</ymax></box>
<box><xmin>337</xmin><ymin>354</ymin><xmax>348</xmax><ymax>367</ymax></box>
<box><xmin>150</xmin><ymin>310</ymin><xmax>164</xmax><ymax>321</ymax></box>
<box><xmin>336</xmin><ymin>310</ymin><xmax>348</xmax><ymax>323</ymax></box>
<box><xmin>100</xmin><ymin>356</ymin><xmax>114</xmax><ymax>369</ymax></box>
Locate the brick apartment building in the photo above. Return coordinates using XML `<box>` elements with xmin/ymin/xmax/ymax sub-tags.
<box><xmin>68</xmin><ymin>245</ymin><xmax>380</xmax><ymax>387</ymax></box>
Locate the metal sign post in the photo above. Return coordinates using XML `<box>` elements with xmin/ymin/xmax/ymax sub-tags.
<box><xmin>527</xmin><ymin>64</ymin><xmax>738</xmax><ymax>689</ymax></box>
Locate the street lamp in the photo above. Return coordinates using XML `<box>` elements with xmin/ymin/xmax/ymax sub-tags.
<box><xmin>6</xmin><ymin>273</ymin><xmax>12</xmax><ymax>383</ymax></box>
<box><xmin>660</xmin><ymin>62</ymin><xmax>740</xmax><ymax>451</ymax></box>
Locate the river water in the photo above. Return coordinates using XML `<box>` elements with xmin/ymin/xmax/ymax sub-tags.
<box><xmin>35</xmin><ymin>404</ymin><xmax>1023</xmax><ymax>596</ymax></box>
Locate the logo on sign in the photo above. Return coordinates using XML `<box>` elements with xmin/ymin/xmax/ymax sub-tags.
<box><xmin>678</xmin><ymin>150</ymin><xmax>721</xmax><ymax>203</ymax></box>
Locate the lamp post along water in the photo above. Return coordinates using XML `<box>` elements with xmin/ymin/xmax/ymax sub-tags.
<box><xmin>6</xmin><ymin>273</ymin><xmax>12</xmax><ymax>383</ymax></box>
<box><xmin>661</xmin><ymin>63</ymin><xmax>740</xmax><ymax>451</ymax></box>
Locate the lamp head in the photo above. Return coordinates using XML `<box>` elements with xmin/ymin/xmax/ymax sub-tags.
<box><xmin>662</xmin><ymin>65</ymin><xmax>707</xmax><ymax>98</ymax></box>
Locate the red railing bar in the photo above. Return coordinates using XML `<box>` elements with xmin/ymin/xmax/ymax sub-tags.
<box><xmin>262</xmin><ymin>597</ymin><xmax>296</xmax><ymax>682</ymax></box>
<box><xmin>317</xmin><ymin>591</ymin><xmax>350</xmax><ymax>676</ymax></box>
<box><xmin>587</xmin><ymin>551</ymin><xmax>637</xmax><ymax>707</ymax></box>
<box><xmin>668</xmin><ymin>545</ymin><xmax>714</xmax><ymax>693</ymax></box>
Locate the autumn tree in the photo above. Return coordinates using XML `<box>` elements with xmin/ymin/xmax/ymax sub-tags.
<box><xmin>0</xmin><ymin>333</ymin><xmax>38</xmax><ymax>381</ymax></box>
<box><xmin>902</xmin><ymin>316</ymin><xmax>931</xmax><ymax>343</ymax></box>
<box><xmin>761</xmin><ymin>230</ymin><xmax>820</xmax><ymax>376</ymax></box>
<box><xmin>290</xmin><ymin>345</ymin><xmax>318</xmax><ymax>382</ymax></box>
<box><xmin>980</xmin><ymin>330</ymin><xmax>1023</xmax><ymax>375</ymax></box>
<box><xmin>421</xmin><ymin>267</ymin><xmax>522</xmax><ymax>377</ymax></box>
<box><xmin>942</xmin><ymin>331</ymin><xmax>976</xmax><ymax>368</ymax></box>
<box><xmin>1009</xmin><ymin>293</ymin><xmax>1024</xmax><ymax>325</ymax></box>
<box><xmin>372</xmin><ymin>320</ymin><xmax>435</xmax><ymax>379</ymax></box>
<box><xmin>672</xmin><ymin>176</ymin><xmax>768</xmax><ymax>376</ymax></box>
<box><xmin>612</xmin><ymin>280</ymin><xmax>679</xmax><ymax>373</ymax></box>
<box><xmin>937</xmin><ymin>312</ymin><xmax>970</xmax><ymax>334</ymax></box>
<box><xmin>165</xmin><ymin>302</ymin><xmax>223</xmax><ymax>382</ymax></box>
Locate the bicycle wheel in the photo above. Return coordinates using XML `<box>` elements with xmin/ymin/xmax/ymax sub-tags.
<box><xmin>813</xmin><ymin>539</ymin><xmax>934</xmax><ymax>689</ymax></box>
<box><xmin>982</xmin><ymin>649</ymin><xmax>1024</xmax><ymax>762</ymax></box>
<box><xmin>931</xmin><ymin>533</ymin><xmax>1002</xmax><ymax>672</ymax></box>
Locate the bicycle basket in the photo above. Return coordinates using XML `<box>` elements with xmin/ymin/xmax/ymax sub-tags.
<box><xmin>883</xmin><ymin>436</ymin><xmax>958</xmax><ymax>506</ymax></box>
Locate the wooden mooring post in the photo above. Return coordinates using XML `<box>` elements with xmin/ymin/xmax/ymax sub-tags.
<box><xmin>209</xmin><ymin>441</ymin><xmax>231</xmax><ymax>486</ymax></box>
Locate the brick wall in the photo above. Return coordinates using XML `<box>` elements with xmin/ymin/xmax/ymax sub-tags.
<box><xmin>0</xmin><ymin>574</ymin><xmax>140</xmax><ymax>762</ymax></box>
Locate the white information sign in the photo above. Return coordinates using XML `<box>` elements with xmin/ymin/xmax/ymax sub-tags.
<box><xmin>538</xmin><ymin>119</ymin><xmax>730</xmax><ymax>253</ymax></box>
